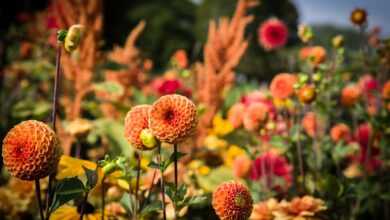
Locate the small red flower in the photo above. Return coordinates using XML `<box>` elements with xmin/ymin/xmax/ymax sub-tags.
<box><xmin>258</xmin><ymin>18</ymin><xmax>288</xmax><ymax>51</ymax></box>
<box><xmin>250</xmin><ymin>152</ymin><xmax>293</xmax><ymax>191</ymax></box>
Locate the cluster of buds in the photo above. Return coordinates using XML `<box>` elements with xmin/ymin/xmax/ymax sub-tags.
<box><xmin>293</xmin><ymin>73</ymin><xmax>320</xmax><ymax>104</ymax></box>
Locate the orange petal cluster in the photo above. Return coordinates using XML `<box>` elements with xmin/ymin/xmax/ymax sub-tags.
<box><xmin>149</xmin><ymin>94</ymin><xmax>197</xmax><ymax>144</ymax></box>
<box><xmin>330</xmin><ymin>123</ymin><xmax>351</xmax><ymax>143</ymax></box>
<box><xmin>212</xmin><ymin>181</ymin><xmax>253</xmax><ymax>220</ymax></box>
<box><xmin>270</xmin><ymin>73</ymin><xmax>298</xmax><ymax>99</ymax></box>
<box><xmin>124</xmin><ymin>105</ymin><xmax>152</xmax><ymax>150</ymax></box>
<box><xmin>2</xmin><ymin>120</ymin><xmax>62</xmax><ymax>180</ymax></box>
<box><xmin>341</xmin><ymin>84</ymin><xmax>361</xmax><ymax>107</ymax></box>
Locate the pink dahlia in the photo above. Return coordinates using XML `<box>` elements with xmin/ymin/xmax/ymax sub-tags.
<box><xmin>258</xmin><ymin>18</ymin><xmax>288</xmax><ymax>51</ymax></box>
<box><xmin>250</xmin><ymin>152</ymin><xmax>293</xmax><ymax>190</ymax></box>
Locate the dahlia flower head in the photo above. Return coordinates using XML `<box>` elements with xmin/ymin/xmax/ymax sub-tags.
<box><xmin>250</xmin><ymin>152</ymin><xmax>293</xmax><ymax>191</ymax></box>
<box><xmin>2</xmin><ymin>120</ymin><xmax>62</xmax><ymax>180</ymax></box>
<box><xmin>270</xmin><ymin>73</ymin><xmax>298</xmax><ymax>99</ymax></box>
<box><xmin>274</xmin><ymin>196</ymin><xmax>326</xmax><ymax>220</ymax></box>
<box><xmin>212</xmin><ymin>181</ymin><xmax>253</xmax><ymax>220</ymax></box>
<box><xmin>330</xmin><ymin>123</ymin><xmax>351</xmax><ymax>143</ymax></box>
<box><xmin>250</xmin><ymin>198</ymin><xmax>279</xmax><ymax>220</ymax></box>
<box><xmin>149</xmin><ymin>94</ymin><xmax>197</xmax><ymax>144</ymax></box>
<box><xmin>258</xmin><ymin>18</ymin><xmax>288</xmax><ymax>51</ymax></box>
<box><xmin>341</xmin><ymin>84</ymin><xmax>361</xmax><ymax>107</ymax></box>
<box><xmin>299</xmin><ymin>46</ymin><xmax>327</xmax><ymax>65</ymax></box>
<box><xmin>124</xmin><ymin>105</ymin><xmax>154</xmax><ymax>150</ymax></box>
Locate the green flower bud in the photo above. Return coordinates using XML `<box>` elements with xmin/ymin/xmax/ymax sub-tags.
<box><xmin>140</xmin><ymin>129</ymin><xmax>157</xmax><ymax>149</ymax></box>
<box><xmin>298</xmin><ymin>24</ymin><xmax>314</xmax><ymax>43</ymax></box>
<box><xmin>312</xmin><ymin>73</ymin><xmax>322</xmax><ymax>82</ymax></box>
<box><xmin>64</xmin><ymin>24</ymin><xmax>85</xmax><ymax>52</ymax></box>
<box><xmin>102</xmin><ymin>162</ymin><xmax>117</xmax><ymax>176</ymax></box>
<box><xmin>332</xmin><ymin>35</ymin><xmax>344</xmax><ymax>48</ymax></box>
<box><xmin>298</xmin><ymin>73</ymin><xmax>309</xmax><ymax>84</ymax></box>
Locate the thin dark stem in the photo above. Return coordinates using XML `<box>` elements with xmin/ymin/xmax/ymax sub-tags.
<box><xmin>135</xmin><ymin>152</ymin><xmax>141</xmax><ymax>219</ymax></box>
<box><xmin>45</xmin><ymin>41</ymin><xmax>62</xmax><ymax>220</ymax></box>
<box><xmin>157</xmin><ymin>145</ymin><xmax>167</xmax><ymax>220</ymax></box>
<box><xmin>173</xmin><ymin>144</ymin><xmax>178</xmax><ymax>190</ymax></box>
<box><xmin>35</xmin><ymin>178</ymin><xmax>45</xmax><ymax>220</ymax></box>
<box><xmin>101</xmin><ymin>177</ymin><xmax>106</xmax><ymax>220</ymax></box>
<box><xmin>51</xmin><ymin>44</ymin><xmax>62</xmax><ymax>131</ymax></box>
<box><xmin>141</xmin><ymin>170</ymin><xmax>157</xmax><ymax>210</ymax></box>
<box><xmin>79</xmin><ymin>191</ymin><xmax>89</xmax><ymax>220</ymax></box>
<box><xmin>173</xmin><ymin>144</ymin><xmax>179</xmax><ymax>220</ymax></box>
<box><xmin>45</xmin><ymin>173</ymin><xmax>54</xmax><ymax>220</ymax></box>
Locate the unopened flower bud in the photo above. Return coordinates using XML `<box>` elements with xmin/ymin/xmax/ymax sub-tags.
<box><xmin>298</xmin><ymin>24</ymin><xmax>314</xmax><ymax>43</ymax></box>
<box><xmin>312</xmin><ymin>73</ymin><xmax>322</xmax><ymax>82</ymax></box>
<box><xmin>139</xmin><ymin>129</ymin><xmax>157</xmax><ymax>149</ymax></box>
<box><xmin>64</xmin><ymin>24</ymin><xmax>85</xmax><ymax>52</ymax></box>
<box><xmin>332</xmin><ymin>35</ymin><xmax>344</xmax><ymax>48</ymax></box>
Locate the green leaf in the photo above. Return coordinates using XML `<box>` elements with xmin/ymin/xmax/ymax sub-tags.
<box><xmin>120</xmin><ymin>192</ymin><xmax>135</xmax><ymax>215</ymax></box>
<box><xmin>148</xmin><ymin>161</ymin><xmax>161</xmax><ymax>170</ymax></box>
<box><xmin>49</xmin><ymin>177</ymin><xmax>85</xmax><ymax>212</ymax></box>
<box><xmin>187</xmin><ymin>196</ymin><xmax>208</xmax><ymax>206</ymax></box>
<box><xmin>82</xmin><ymin>166</ymin><xmax>98</xmax><ymax>190</ymax></box>
<box><xmin>140</xmin><ymin>201</ymin><xmax>162</xmax><ymax>216</ymax></box>
<box><xmin>197</xmin><ymin>166</ymin><xmax>234</xmax><ymax>192</ymax></box>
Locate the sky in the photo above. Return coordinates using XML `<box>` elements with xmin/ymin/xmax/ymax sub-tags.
<box><xmin>293</xmin><ymin>0</ymin><xmax>390</xmax><ymax>36</ymax></box>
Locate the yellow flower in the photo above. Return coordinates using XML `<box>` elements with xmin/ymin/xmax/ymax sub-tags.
<box><xmin>212</xmin><ymin>114</ymin><xmax>234</xmax><ymax>136</ymax></box>
<box><xmin>50</xmin><ymin>205</ymin><xmax>101</xmax><ymax>220</ymax></box>
<box><xmin>198</xmin><ymin>165</ymin><xmax>211</xmax><ymax>176</ymax></box>
<box><xmin>204</xmin><ymin>135</ymin><xmax>228</xmax><ymax>150</ymax></box>
<box><xmin>224</xmin><ymin>145</ymin><xmax>246</xmax><ymax>166</ymax></box>
<box><xmin>56</xmin><ymin>155</ymin><xmax>98</xmax><ymax>180</ymax></box>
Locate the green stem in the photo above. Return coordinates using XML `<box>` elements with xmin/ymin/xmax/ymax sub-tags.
<box><xmin>79</xmin><ymin>191</ymin><xmax>89</xmax><ymax>220</ymax></box>
<box><xmin>157</xmin><ymin>145</ymin><xmax>167</xmax><ymax>220</ymax></box>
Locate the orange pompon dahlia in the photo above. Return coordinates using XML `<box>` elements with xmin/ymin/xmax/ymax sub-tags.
<box><xmin>149</xmin><ymin>94</ymin><xmax>197</xmax><ymax>144</ymax></box>
<box><xmin>212</xmin><ymin>181</ymin><xmax>253</xmax><ymax>220</ymax></box>
<box><xmin>228</xmin><ymin>103</ymin><xmax>245</xmax><ymax>128</ymax></box>
<box><xmin>2</xmin><ymin>120</ymin><xmax>61</xmax><ymax>180</ymax></box>
<box><xmin>341</xmin><ymin>84</ymin><xmax>361</xmax><ymax>107</ymax></box>
<box><xmin>124</xmin><ymin>105</ymin><xmax>153</xmax><ymax>150</ymax></box>
<box><xmin>330</xmin><ymin>123</ymin><xmax>351</xmax><ymax>143</ymax></box>
<box><xmin>270</xmin><ymin>73</ymin><xmax>297</xmax><ymax>99</ymax></box>
<box><xmin>243</xmin><ymin>103</ymin><xmax>268</xmax><ymax>131</ymax></box>
<box><xmin>382</xmin><ymin>80</ymin><xmax>390</xmax><ymax>100</ymax></box>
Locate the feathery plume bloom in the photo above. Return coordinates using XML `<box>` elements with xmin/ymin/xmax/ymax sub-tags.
<box><xmin>124</xmin><ymin>105</ymin><xmax>154</xmax><ymax>150</ymax></box>
<box><xmin>2</xmin><ymin>120</ymin><xmax>61</xmax><ymax>180</ymax></box>
<box><xmin>273</xmin><ymin>196</ymin><xmax>326</xmax><ymax>220</ymax></box>
<box><xmin>250</xmin><ymin>152</ymin><xmax>293</xmax><ymax>190</ymax></box>
<box><xmin>270</xmin><ymin>73</ymin><xmax>298</xmax><ymax>99</ymax></box>
<box><xmin>350</xmin><ymin>8</ymin><xmax>367</xmax><ymax>26</ymax></box>
<box><xmin>341</xmin><ymin>84</ymin><xmax>361</xmax><ymax>107</ymax></box>
<box><xmin>258</xmin><ymin>18</ymin><xmax>288</xmax><ymax>51</ymax></box>
<box><xmin>250</xmin><ymin>198</ymin><xmax>279</xmax><ymax>220</ymax></box>
<box><xmin>330</xmin><ymin>123</ymin><xmax>351</xmax><ymax>143</ymax></box>
<box><xmin>212</xmin><ymin>181</ymin><xmax>253</xmax><ymax>220</ymax></box>
<box><xmin>243</xmin><ymin>103</ymin><xmax>269</xmax><ymax>131</ymax></box>
<box><xmin>149</xmin><ymin>94</ymin><xmax>197</xmax><ymax>143</ymax></box>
